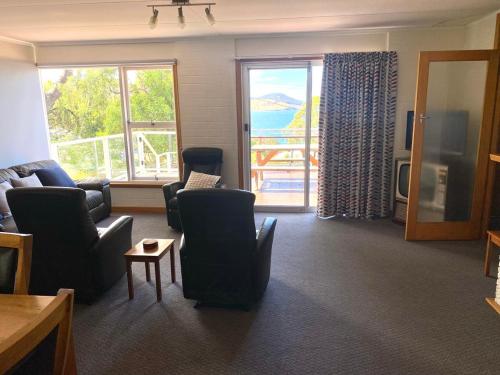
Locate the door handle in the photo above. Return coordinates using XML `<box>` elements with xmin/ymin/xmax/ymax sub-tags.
<box><xmin>244</xmin><ymin>123</ymin><xmax>250</xmax><ymax>132</ymax></box>
<box><xmin>419</xmin><ymin>113</ymin><xmax>430</xmax><ymax>124</ymax></box>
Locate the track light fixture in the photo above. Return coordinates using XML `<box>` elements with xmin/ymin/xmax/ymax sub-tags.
<box><xmin>146</xmin><ymin>1</ymin><xmax>216</xmax><ymax>29</ymax></box>
<box><xmin>205</xmin><ymin>5</ymin><xmax>215</xmax><ymax>26</ymax></box>
<box><xmin>177</xmin><ymin>7</ymin><xmax>185</xmax><ymax>29</ymax></box>
<box><xmin>149</xmin><ymin>7</ymin><xmax>159</xmax><ymax>29</ymax></box>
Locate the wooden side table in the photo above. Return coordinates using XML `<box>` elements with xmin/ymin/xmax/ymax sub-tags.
<box><xmin>124</xmin><ymin>239</ymin><xmax>175</xmax><ymax>302</ymax></box>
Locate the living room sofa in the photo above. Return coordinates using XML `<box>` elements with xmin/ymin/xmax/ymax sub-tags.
<box><xmin>0</xmin><ymin>160</ymin><xmax>111</xmax><ymax>232</ymax></box>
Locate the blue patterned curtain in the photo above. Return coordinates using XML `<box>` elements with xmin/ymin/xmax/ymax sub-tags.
<box><xmin>317</xmin><ymin>52</ymin><xmax>398</xmax><ymax>219</ymax></box>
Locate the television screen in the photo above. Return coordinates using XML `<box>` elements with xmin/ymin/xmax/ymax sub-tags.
<box><xmin>398</xmin><ymin>163</ymin><xmax>410</xmax><ymax>198</ymax></box>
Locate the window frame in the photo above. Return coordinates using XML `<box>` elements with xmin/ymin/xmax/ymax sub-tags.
<box><xmin>120</xmin><ymin>64</ymin><xmax>181</xmax><ymax>181</ymax></box>
<box><xmin>40</xmin><ymin>62</ymin><xmax>182</xmax><ymax>183</ymax></box>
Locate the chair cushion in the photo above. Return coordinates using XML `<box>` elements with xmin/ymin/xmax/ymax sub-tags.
<box><xmin>184</xmin><ymin>171</ymin><xmax>221</xmax><ymax>190</ymax></box>
<box><xmin>85</xmin><ymin>190</ymin><xmax>104</xmax><ymax>210</ymax></box>
<box><xmin>168</xmin><ymin>197</ymin><xmax>178</xmax><ymax>210</ymax></box>
<box><xmin>33</xmin><ymin>167</ymin><xmax>77</xmax><ymax>188</ymax></box>
<box><xmin>11</xmin><ymin>174</ymin><xmax>43</xmax><ymax>188</ymax></box>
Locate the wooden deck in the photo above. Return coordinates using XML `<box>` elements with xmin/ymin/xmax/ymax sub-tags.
<box><xmin>251</xmin><ymin>170</ymin><xmax>318</xmax><ymax>207</ymax></box>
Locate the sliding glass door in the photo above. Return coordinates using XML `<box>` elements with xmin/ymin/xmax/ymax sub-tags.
<box><xmin>241</xmin><ymin>60</ymin><xmax>322</xmax><ymax>211</ymax></box>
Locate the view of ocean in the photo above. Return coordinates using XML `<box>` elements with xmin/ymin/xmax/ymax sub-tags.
<box><xmin>250</xmin><ymin>109</ymin><xmax>298</xmax><ymax>136</ymax></box>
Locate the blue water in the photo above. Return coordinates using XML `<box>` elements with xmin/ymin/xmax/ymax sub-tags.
<box><xmin>250</xmin><ymin>109</ymin><xmax>297</xmax><ymax>136</ymax></box>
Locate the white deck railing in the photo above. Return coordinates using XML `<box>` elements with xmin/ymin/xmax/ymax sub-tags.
<box><xmin>50</xmin><ymin>130</ymin><xmax>178</xmax><ymax>180</ymax></box>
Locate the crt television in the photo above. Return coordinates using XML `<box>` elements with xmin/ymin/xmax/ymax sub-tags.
<box><xmin>395</xmin><ymin>159</ymin><xmax>448</xmax><ymax>209</ymax></box>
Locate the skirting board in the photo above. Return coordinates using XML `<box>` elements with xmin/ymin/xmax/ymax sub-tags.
<box><xmin>112</xmin><ymin>206</ymin><xmax>166</xmax><ymax>214</ymax></box>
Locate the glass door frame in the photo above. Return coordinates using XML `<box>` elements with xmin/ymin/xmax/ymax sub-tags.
<box><xmin>240</xmin><ymin>60</ymin><xmax>317</xmax><ymax>212</ymax></box>
<box><xmin>406</xmin><ymin>50</ymin><xmax>500</xmax><ymax>240</ymax></box>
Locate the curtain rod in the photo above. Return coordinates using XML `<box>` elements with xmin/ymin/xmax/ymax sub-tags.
<box><xmin>36</xmin><ymin>59</ymin><xmax>177</xmax><ymax>68</ymax></box>
<box><xmin>235</xmin><ymin>54</ymin><xmax>324</xmax><ymax>61</ymax></box>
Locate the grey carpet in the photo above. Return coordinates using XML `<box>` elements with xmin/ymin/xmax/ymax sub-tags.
<box><xmin>75</xmin><ymin>213</ymin><xmax>500</xmax><ymax>375</ymax></box>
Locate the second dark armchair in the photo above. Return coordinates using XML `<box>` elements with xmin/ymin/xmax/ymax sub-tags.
<box><xmin>163</xmin><ymin>147</ymin><xmax>223</xmax><ymax>230</ymax></box>
<box><xmin>177</xmin><ymin>188</ymin><xmax>277</xmax><ymax>309</ymax></box>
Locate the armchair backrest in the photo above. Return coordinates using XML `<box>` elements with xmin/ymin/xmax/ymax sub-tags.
<box><xmin>177</xmin><ymin>189</ymin><xmax>257</xmax><ymax>264</ymax></box>
<box><xmin>9</xmin><ymin>159</ymin><xmax>59</xmax><ymax>178</ymax></box>
<box><xmin>182</xmin><ymin>147</ymin><xmax>223</xmax><ymax>183</ymax></box>
<box><xmin>7</xmin><ymin>187</ymin><xmax>99</xmax><ymax>295</ymax></box>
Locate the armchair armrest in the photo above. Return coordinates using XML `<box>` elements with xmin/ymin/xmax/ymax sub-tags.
<box><xmin>92</xmin><ymin>216</ymin><xmax>133</xmax><ymax>292</ymax></box>
<box><xmin>77</xmin><ymin>178</ymin><xmax>110</xmax><ymax>192</ymax></box>
<box><xmin>77</xmin><ymin>179</ymin><xmax>112</xmax><ymax>215</ymax></box>
<box><xmin>96</xmin><ymin>216</ymin><xmax>133</xmax><ymax>248</ymax></box>
<box><xmin>253</xmin><ymin>217</ymin><xmax>277</xmax><ymax>302</ymax></box>
<box><xmin>162</xmin><ymin>181</ymin><xmax>185</xmax><ymax>202</ymax></box>
<box><xmin>215</xmin><ymin>181</ymin><xmax>226</xmax><ymax>189</ymax></box>
<box><xmin>256</xmin><ymin>217</ymin><xmax>278</xmax><ymax>252</ymax></box>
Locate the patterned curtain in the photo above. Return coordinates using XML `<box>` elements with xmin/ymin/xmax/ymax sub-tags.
<box><xmin>317</xmin><ymin>52</ymin><xmax>398</xmax><ymax>219</ymax></box>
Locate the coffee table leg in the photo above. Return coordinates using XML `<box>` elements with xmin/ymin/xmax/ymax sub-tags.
<box><xmin>170</xmin><ymin>245</ymin><xmax>176</xmax><ymax>283</ymax></box>
<box><xmin>155</xmin><ymin>260</ymin><xmax>162</xmax><ymax>302</ymax></box>
<box><xmin>126</xmin><ymin>260</ymin><xmax>134</xmax><ymax>300</ymax></box>
<box><xmin>145</xmin><ymin>261</ymin><xmax>151</xmax><ymax>282</ymax></box>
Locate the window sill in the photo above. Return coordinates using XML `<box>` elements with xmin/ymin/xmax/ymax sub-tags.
<box><xmin>110</xmin><ymin>181</ymin><xmax>171</xmax><ymax>189</ymax></box>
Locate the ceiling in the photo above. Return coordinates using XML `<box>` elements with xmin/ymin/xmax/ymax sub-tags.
<box><xmin>0</xmin><ymin>0</ymin><xmax>498</xmax><ymax>44</ymax></box>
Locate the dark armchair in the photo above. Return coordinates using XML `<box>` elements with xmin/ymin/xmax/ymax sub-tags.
<box><xmin>163</xmin><ymin>147</ymin><xmax>223</xmax><ymax>230</ymax></box>
<box><xmin>177</xmin><ymin>188</ymin><xmax>277</xmax><ymax>309</ymax></box>
<box><xmin>7</xmin><ymin>187</ymin><xmax>133</xmax><ymax>303</ymax></box>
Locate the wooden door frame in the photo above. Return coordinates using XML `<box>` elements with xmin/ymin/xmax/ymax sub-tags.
<box><xmin>481</xmin><ymin>13</ymin><xmax>500</xmax><ymax>235</ymax></box>
<box><xmin>406</xmin><ymin>50</ymin><xmax>500</xmax><ymax>240</ymax></box>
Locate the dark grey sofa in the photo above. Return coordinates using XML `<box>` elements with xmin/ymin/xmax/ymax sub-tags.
<box><xmin>0</xmin><ymin>160</ymin><xmax>111</xmax><ymax>232</ymax></box>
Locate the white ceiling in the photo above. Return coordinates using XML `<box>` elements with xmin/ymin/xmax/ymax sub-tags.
<box><xmin>0</xmin><ymin>0</ymin><xmax>498</xmax><ymax>44</ymax></box>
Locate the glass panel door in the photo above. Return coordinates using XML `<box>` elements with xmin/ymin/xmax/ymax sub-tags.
<box><xmin>242</xmin><ymin>61</ymin><xmax>323</xmax><ymax>210</ymax></box>
<box><xmin>247</xmin><ymin>65</ymin><xmax>308</xmax><ymax>208</ymax></box>
<box><xmin>406</xmin><ymin>50</ymin><xmax>500</xmax><ymax>240</ymax></box>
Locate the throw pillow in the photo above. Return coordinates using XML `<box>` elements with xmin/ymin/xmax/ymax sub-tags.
<box><xmin>184</xmin><ymin>171</ymin><xmax>221</xmax><ymax>190</ymax></box>
<box><xmin>0</xmin><ymin>181</ymin><xmax>13</xmax><ymax>216</ymax></box>
<box><xmin>10</xmin><ymin>174</ymin><xmax>43</xmax><ymax>188</ymax></box>
<box><xmin>33</xmin><ymin>166</ymin><xmax>76</xmax><ymax>187</ymax></box>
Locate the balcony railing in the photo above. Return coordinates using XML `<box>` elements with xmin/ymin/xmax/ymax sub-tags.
<box><xmin>50</xmin><ymin>130</ymin><xmax>178</xmax><ymax>181</ymax></box>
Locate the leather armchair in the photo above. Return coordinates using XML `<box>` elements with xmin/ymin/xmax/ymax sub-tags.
<box><xmin>176</xmin><ymin>188</ymin><xmax>277</xmax><ymax>309</ymax></box>
<box><xmin>163</xmin><ymin>147</ymin><xmax>223</xmax><ymax>230</ymax></box>
<box><xmin>7</xmin><ymin>187</ymin><xmax>133</xmax><ymax>303</ymax></box>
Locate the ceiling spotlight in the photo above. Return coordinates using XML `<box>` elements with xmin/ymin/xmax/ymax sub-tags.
<box><xmin>177</xmin><ymin>7</ymin><xmax>185</xmax><ymax>29</ymax></box>
<box><xmin>205</xmin><ymin>5</ymin><xmax>215</xmax><ymax>26</ymax></box>
<box><xmin>146</xmin><ymin>2</ymin><xmax>216</xmax><ymax>31</ymax></box>
<box><xmin>149</xmin><ymin>7</ymin><xmax>159</xmax><ymax>29</ymax></box>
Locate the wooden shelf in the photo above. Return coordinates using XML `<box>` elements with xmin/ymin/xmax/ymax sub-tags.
<box><xmin>485</xmin><ymin>298</ymin><xmax>500</xmax><ymax>314</ymax></box>
<box><xmin>489</xmin><ymin>153</ymin><xmax>500</xmax><ymax>163</ymax></box>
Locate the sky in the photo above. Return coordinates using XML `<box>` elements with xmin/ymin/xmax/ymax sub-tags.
<box><xmin>250</xmin><ymin>65</ymin><xmax>323</xmax><ymax>102</ymax></box>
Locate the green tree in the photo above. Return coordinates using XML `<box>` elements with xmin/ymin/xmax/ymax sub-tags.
<box><xmin>129</xmin><ymin>69</ymin><xmax>174</xmax><ymax>122</ymax></box>
<box><xmin>44</xmin><ymin>68</ymin><xmax>122</xmax><ymax>142</ymax></box>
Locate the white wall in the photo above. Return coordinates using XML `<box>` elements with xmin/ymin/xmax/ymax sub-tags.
<box><xmin>464</xmin><ymin>11</ymin><xmax>498</xmax><ymax>49</ymax></box>
<box><xmin>0</xmin><ymin>40</ymin><xmax>50</xmax><ymax>168</ymax></box>
<box><xmin>33</xmin><ymin>18</ymin><xmax>498</xmax><ymax>208</ymax></box>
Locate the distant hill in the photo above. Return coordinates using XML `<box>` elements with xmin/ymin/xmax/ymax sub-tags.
<box><xmin>251</xmin><ymin>92</ymin><xmax>303</xmax><ymax>111</ymax></box>
<box><xmin>258</xmin><ymin>93</ymin><xmax>303</xmax><ymax>106</ymax></box>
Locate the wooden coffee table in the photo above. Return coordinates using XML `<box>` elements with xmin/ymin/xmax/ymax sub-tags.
<box><xmin>124</xmin><ymin>239</ymin><xmax>175</xmax><ymax>302</ymax></box>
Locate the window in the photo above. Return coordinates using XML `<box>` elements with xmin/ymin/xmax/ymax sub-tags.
<box><xmin>40</xmin><ymin>65</ymin><xmax>179</xmax><ymax>181</ymax></box>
